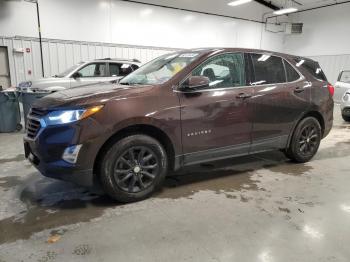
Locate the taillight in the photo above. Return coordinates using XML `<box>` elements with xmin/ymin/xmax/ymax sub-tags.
<box><xmin>327</xmin><ymin>83</ymin><xmax>334</xmax><ymax>97</ymax></box>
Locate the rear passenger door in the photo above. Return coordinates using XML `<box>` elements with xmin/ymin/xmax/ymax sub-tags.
<box><xmin>248</xmin><ymin>53</ymin><xmax>310</xmax><ymax>152</ymax></box>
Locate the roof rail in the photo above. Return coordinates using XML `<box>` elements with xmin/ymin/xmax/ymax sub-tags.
<box><xmin>95</xmin><ymin>58</ymin><xmax>141</xmax><ymax>63</ymax></box>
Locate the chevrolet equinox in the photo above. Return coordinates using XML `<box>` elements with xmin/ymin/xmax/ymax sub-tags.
<box><xmin>24</xmin><ymin>48</ymin><xmax>334</xmax><ymax>202</ymax></box>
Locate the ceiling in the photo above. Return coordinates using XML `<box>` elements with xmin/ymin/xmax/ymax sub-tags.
<box><xmin>270</xmin><ymin>0</ymin><xmax>349</xmax><ymax>9</ymax></box>
<box><xmin>122</xmin><ymin>0</ymin><xmax>350</xmax><ymax>21</ymax></box>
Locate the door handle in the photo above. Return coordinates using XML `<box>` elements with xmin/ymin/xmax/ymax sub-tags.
<box><xmin>236</xmin><ymin>93</ymin><xmax>252</xmax><ymax>99</ymax></box>
<box><xmin>294</xmin><ymin>87</ymin><xmax>305</xmax><ymax>93</ymax></box>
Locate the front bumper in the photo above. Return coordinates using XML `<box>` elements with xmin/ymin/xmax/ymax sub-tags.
<box><xmin>23</xmin><ymin>121</ymin><xmax>106</xmax><ymax>187</ymax></box>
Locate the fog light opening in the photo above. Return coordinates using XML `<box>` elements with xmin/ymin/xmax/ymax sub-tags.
<box><xmin>62</xmin><ymin>144</ymin><xmax>82</xmax><ymax>164</ymax></box>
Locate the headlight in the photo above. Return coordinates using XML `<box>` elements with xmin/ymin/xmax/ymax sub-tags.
<box><xmin>18</xmin><ymin>81</ymin><xmax>32</xmax><ymax>88</ymax></box>
<box><xmin>343</xmin><ymin>93</ymin><xmax>350</xmax><ymax>102</ymax></box>
<box><xmin>41</xmin><ymin>105</ymin><xmax>103</xmax><ymax>126</ymax></box>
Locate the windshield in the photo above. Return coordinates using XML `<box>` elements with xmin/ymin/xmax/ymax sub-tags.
<box><xmin>55</xmin><ymin>62</ymin><xmax>84</xmax><ymax>77</ymax></box>
<box><xmin>339</xmin><ymin>71</ymin><xmax>350</xmax><ymax>83</ymax></box>
<box><xmin>119</xmin><ymin>52</ymin><xmax>200</xmax><ymax>85</ymax></box>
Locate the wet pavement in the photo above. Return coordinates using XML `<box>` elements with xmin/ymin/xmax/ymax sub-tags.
<box><xmin>0</xmin><ymin>105</ymin><xmax>350</xmax><ymax>261</ymax></box>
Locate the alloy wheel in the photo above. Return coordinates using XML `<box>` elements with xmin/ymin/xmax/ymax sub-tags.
<box><xmin>113</xmin><ymin>146</ymin><xmax>159</xmax><ymax>193</ymax></box>
<box><xmin>298</xmin><ymin>125</ymin><xmax>319</xmax><ymax>155</ymax></box>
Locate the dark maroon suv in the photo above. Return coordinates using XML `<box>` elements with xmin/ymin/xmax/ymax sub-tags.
<box><xmin>24</xmin><ymin>48</ymin><xmax>334</xmax><ymax>202</ymax></box>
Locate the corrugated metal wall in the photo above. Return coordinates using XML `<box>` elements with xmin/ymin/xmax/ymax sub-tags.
<box><xmin>0</xmin><ymin>36</ymin><xmax>179</xmax><ymax>87</ymax></box>
<box><xmin>308</xmin><ymin>54</ymin><xmax>350</xmax><ymax>84</ymax></box>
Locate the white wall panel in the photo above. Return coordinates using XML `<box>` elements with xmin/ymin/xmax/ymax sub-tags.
<box><xmin>0</xmin><ymin>36</ymin><xmax>176</xmax><ymax>86</ymax></box>
<box><xmin>284</xmin><ymin>3</ymin><xmax>350</xmax><ymax>56</ymax></box>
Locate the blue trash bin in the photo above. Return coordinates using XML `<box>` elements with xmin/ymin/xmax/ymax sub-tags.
<box><xmin>0</xmin><ymin>91</ymin><xmax>22</xmax><ymax>133</ymax></box>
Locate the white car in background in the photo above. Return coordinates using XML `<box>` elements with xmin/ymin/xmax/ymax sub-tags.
<box><xmin>341</xmin><ymin>90</ymin><xmax>350</xmax><ymax>122</ymax></box>
<box><xmin>17</xmin><ymin>58</ymin><xmax>141</xmax><ymax>92</ymax></box>
<box><xmin>334</xmin><ymin>70</ymin><xmax>350</xmax><ymax>103</ymax></box>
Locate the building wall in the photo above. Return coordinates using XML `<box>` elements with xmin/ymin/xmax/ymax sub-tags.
<box><xmin>283</xmin><ymin>3</ymin><xmax>350</xmax><ymax>84</ymax></box>
<box><xmin>0</xmin><ymin>0</ymin><xmax>280</xmax><ymax>49</ymax></box>
<box><xmin>0</xmin><ymin>0</ymin><xmax>285</xmax><ymax>86</ymax></box>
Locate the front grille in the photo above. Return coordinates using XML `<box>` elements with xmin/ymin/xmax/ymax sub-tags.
<box><xmin>30</xmin><ymin>108</ymin><xmax>47</xmax><ymax>118</ymax></box>
<box><xmin>26</xmin><ymin>108</ymin><xmax>47</xmax><ymax>139</ymax></box>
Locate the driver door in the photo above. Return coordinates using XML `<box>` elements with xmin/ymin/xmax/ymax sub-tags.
<box><xmin>178</xmin><ymin>53</ymin><xmax>254</xmax><ymax>165</ymax></box>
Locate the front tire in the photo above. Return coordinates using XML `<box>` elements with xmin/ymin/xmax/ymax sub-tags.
<box><xmin>285</xmin><ymin>117</ymin><xmax>321</xmax><ymax>163</ymax></box>
<box><xmin>100</xmin><ymin>135</ymin><xmax>168</xmax><ymax>203</ymax></box>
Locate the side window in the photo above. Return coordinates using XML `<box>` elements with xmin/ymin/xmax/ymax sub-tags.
<box><xmin>109</xmin><ymin>63</ymin><xmax>134</xmax><ymax>77</ymax></box>
<box><xmin>191</xmin><ymin>53</ymin><xmax>246</xmax><ymax>89</ymax></box>
<box><xmin>131</xmin><ymin>64</ymin><xmax>139</xmax><ymax>71</ymax></box>
<box><xmin>77</xmin><ymin>63</ymin><xmax>107</xmax><ymax>77</ymax></box>
<box><xmin>251</xmin><ymin>54</ymin><xmax>286</xmax><ymax>85</ymax></box>
<box><xmin>284</xmin><ymin>60</ymin><xmax>300</xmax><ymax>82</ymax></box>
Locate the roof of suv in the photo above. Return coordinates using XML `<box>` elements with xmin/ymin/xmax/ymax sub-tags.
<box><xmin>93</xmin><ymin>58</ymin><xmax>142</xmax><ymax>64</ymax></box>
<box><xmin>174</xmin><ymin>47</ymin><xmax>309</xmax><ymax>61</ymax></box>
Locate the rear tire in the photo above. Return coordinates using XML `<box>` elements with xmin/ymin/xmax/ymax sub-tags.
<box><xmin>285</xmin><ymin>117</ymin><xmax>321</xmax><ymax>163</ymax></box>
<box><xmin>342</xmin><ymin>114</ymin><xmax>350</xmax><ymax>122</ymax></box>
<box><xmin>99</xmin><ymin>134</ymin><xmax>168</xmax><ymax>203</ymax></box>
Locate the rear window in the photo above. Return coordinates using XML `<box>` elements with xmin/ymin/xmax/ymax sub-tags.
<box><xmin>294</xmin><ymin>58</ymin><xmax>327</xmax><ymax>81</ymax></box>
<box><xmin>251</xmin><ymin>54</ymin><xmax>286</xmax><ymax>85</ymax></box>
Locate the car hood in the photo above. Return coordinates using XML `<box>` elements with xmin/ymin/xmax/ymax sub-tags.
<box><xmin>30</xmin><ymin>77</ymin><xmax>68</xmax><ymax>86</ymax></box>
<box><xmin>33</xmin><ymin>82</ymin><xmax>154</xmax><ymax>109</ymax></box>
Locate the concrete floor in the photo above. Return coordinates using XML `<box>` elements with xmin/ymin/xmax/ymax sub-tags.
<box><xmin>0</xmin><ymin>105</ymin><xmax>350</xmax><ymax>262</ymax></box>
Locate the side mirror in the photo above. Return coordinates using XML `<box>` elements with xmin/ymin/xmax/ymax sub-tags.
<box><xmin>72</xmin><ymin>72</ymin><xmax>82</xmax><ymax>79</ymax></box>
<box><xmin>181</xmin><ymin>76</ymin><xmax>210</xmax><ymax>91</ymax></box>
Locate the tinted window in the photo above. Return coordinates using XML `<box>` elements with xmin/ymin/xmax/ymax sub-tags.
<box><xmin>284</xmin><ymin>60</ymin><xmax>300</xmax><ymax>82</ymax></box>
<box><xmin>295</xmin><ymin>58</ymin><xmax>327</xmax><ymax>81</ymax></box>
<box><xmin>191</xmin><ymin>53</ymin><xmax>246</xmax><ymax>89</ymax></box>
<box><xmin>251</xmin><ymin>54</ymin><xmax>286</xmax><ymax>85</ymax></box>
<box><xmin>109</xmin><ymin>63</ymin><xmax>133</xmax><ymax>77</ymax></box>
<box><xmin>78</xmin><ymin>63</ymin><xmax>107</xmax><ymax>77</ymax></box>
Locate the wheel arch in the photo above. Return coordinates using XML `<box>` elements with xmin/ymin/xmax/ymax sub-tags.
<box><xmin>287</xmin><ymin>110</ymin><xmax>325</xmax><ymax>148</ymax></box>
<box><xmin>93</xmin><ymin>124</ymin><xmax>176</xmax><ymax>181</ymax></box>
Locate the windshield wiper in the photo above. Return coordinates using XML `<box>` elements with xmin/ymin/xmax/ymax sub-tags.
<box><xmin>119</xmin><ymin>82</ymin><xmax>130</xmax><ymax>85</ymax></box>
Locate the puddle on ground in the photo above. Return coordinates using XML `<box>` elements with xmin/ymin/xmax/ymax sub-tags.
<box><xmin>263</xmin><ymin>162</ymin><xmax>313</xmax><ymax>176</ymax></box>
<box><xmin>315</xmin><ymin>139</ymin><xmax>350</xmax><ymax>160</ymax></box>
<box><xmin>156</xmin><ymin>151</ymin><xmax>301</xmax><ymax>199</ymax></box>
<box><xmin>0</xmin><ymin>178</ymin><xmax>117</xmax><ymax>245</ymax></box>
<box><xmin>0</xmin><ymin>154</ymin><xmax>25</xmax><ymax>164</ymax></box>
<box><xmin>0</xmin><ymin>150</ymin><xmax>314</xmax><ymax>245</ymax></box>
<box><xmin>0</xmin><ymin>176</ymin><xmax>22</xmax><ymax>189</ymax></box>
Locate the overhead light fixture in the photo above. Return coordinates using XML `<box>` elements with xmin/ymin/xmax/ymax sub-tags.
<box><xmin>228</xmin><ymin>0</ymin><xmax>252</xmax><ymax>7</ymax></box>
<box><xmin>273</xmin><ymin>7</ymin><xmax>298</xmax><ymax>15</ymax></box>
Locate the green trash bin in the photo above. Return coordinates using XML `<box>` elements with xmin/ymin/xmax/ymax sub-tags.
<box><xmin>21</xmin><ymin>91</ymin><xmax>50</xmax><ymax>126</ymax></box>
<box><xmin>0</xmin><ymin>91</ymin><xmax>22</xmax><ymax>133</ymax></box>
